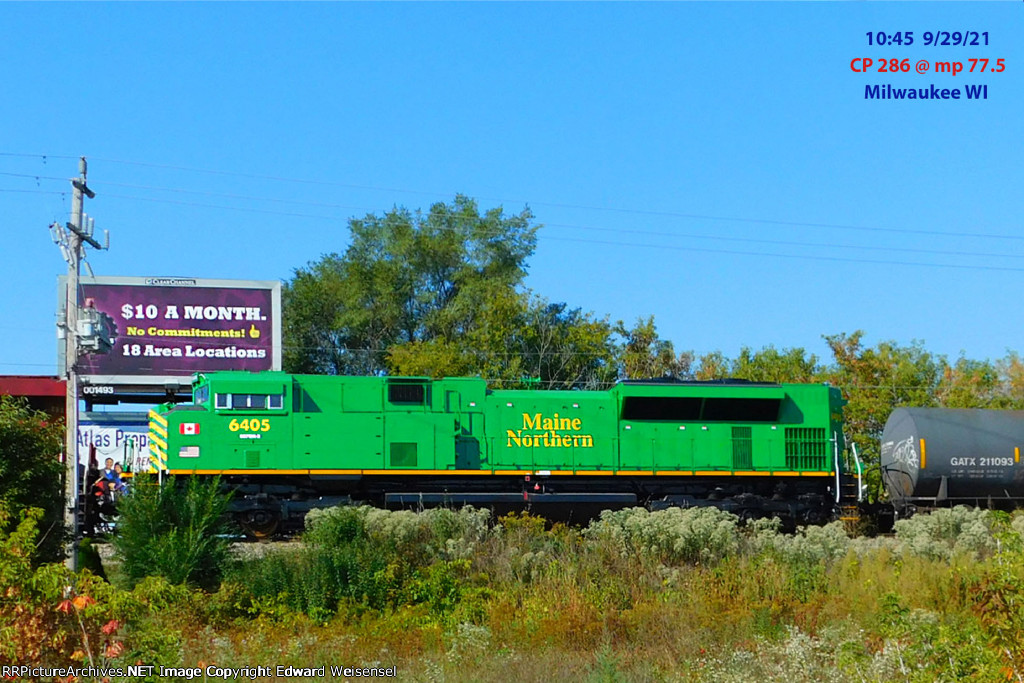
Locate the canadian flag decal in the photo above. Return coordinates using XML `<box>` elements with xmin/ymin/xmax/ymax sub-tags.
<box><xmin>180</xmin><ymin>423</ymin><xmax>200</xmax><ymax>435</ymax></box>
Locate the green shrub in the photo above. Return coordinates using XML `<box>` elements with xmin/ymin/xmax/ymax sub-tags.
<box><xmin>232</xmin><ymin>506</ymin><xmax>488</xmax><ymax>621</ymax></box>
<box><xmin>1010</xmin><ymin>511</ymin><xmax>1024</xmax><ymax>546</ymax></box>
<box><xmin>585</xmin><ymin>506</ymin><xmax>741</xmax><ymax>566</ymax></box>
<box><xmin>227</xmin><ymin>547</ymin><xmax>366</xmax><ymax>622</ymax></box>
<box><xmin>112</xmin><ymin>476</ymin><xmax>232</xmax><ymax>589</ymax></box>
<box><xmin>464</xmin><ymin>512</ymin><xmax>584</xmax><ymax>587</ymax></box>
<box><xmin>865</xmin><ymin>593</ymin><xmax>1006</xmax><ymax>681</ymax></box>
<box><xmin>0</xmin><ymin>508</ymin><xmax>130</xmax><ymax>670</ymax></box>
<box><xmin>0</xmin><ymin>397</ymin><xmax>65</xmax><ymax>562</ymax></box>
<box><xmin>965</xmin><ymin>547</ymin><xmax>1024</xmax><ymax>678</ymax></box>
<box><xmin>305</xmin><ymin>504</ymin><xmax>489</xmax><ymax>563</ymax></box>
<box><xmin>894</xmin><ymin>507</ymin><xmax>1001</xmax><ymax>560</ymax></box>
<box><xmin>748</xmin><ymin>520</ymin><xmax>851</xmax><ymax>565</ymax></box>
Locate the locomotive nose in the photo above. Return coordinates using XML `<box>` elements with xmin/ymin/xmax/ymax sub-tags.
<box><xmin>148</xmin><ymin>409</ymin><xmax>169</xmax><ymax>474</ymax></box>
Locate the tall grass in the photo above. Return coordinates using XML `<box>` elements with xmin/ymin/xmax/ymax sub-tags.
<box><xmin>198</xmin><ymin>505</ymin><xmax>1024</xmax><ymax>681</ymax></box>
<box><xmin>226</xmin><ymin>506</ymin><xmax>491</xmax><ymax>622</ymax></box>
<box><xmin>11</xmin><ymin>503</ymin><xmax>1015</xmax><ymax>682</ymax></box>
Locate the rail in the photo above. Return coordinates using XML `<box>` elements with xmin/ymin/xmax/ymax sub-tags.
<box><xmin>833</xmin><ymin>432</ymin><xmax>841</xmax><ymax>504</ymax></box>
<box><xmin>851</xmin><ymin>441</ymin><xmax>864</xmax><ymax>502</ymax></box>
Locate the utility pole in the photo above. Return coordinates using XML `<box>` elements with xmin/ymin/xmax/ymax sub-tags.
<box><xmin>51</xmin><ymin>157</ymin><xmax>104</xmax><ymax>570</ymax></box>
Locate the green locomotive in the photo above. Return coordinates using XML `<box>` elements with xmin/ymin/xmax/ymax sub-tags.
<box><xmin>149</xmin><ymin>372</ymin><xmax>855</xmax><ymax>535</ymax></box>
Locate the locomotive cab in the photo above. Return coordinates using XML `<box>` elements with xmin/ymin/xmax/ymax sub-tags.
<box><xmin>149</xmin><ymin>372</ymin><xmax>292</xmax><ymax>474</ymax></box>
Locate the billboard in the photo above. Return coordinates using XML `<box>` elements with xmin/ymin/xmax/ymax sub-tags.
<box><xmin>78</xmin><ymin>415</ymin><xmax>150</xmax><ymax>474</ymax></box>
<box><xmin>59</xmin><ymin>276</ymin><xmax>281</xmax><ymax>386</ymax></box>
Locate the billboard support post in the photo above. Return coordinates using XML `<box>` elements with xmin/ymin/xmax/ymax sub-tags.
<box><xmin>52</xmin><ymin>157</ymin><xmax>104</xmax><ymax>571</ymax></box>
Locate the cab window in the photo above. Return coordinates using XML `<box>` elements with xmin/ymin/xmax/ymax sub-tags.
<box><xmin>232</xmin><ymin>394</ymin><xmax>256</xmax><ymax>409</ymax></box>
<box><xmin>215</xmin><ymin>393</ymin><xmax>285</xmax><ymax>410</ymax></box>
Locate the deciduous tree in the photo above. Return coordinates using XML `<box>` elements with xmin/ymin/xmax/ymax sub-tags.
<box><xmin>616</xmin><ymin>316</ymin><xmax>693</xmax><ymax>380</ymax></box>
<box><xmin>388</xmin><ymin>287</ymin><xmax>617</xmax><ymax>389</ymax></box>
<box><xmin>284</xmin><ymin>196</ymin><xmax>538</xmax><ymax>375</ymax></box>
<box><xmin>729</xmin><ymin>346</ymin><xmax>821</xmax><ymax>383</ymax></box>
<box><xmin>935</xmin><ymin>357</ymin><xmax>1002</xmax><ymax>408</ymax></box>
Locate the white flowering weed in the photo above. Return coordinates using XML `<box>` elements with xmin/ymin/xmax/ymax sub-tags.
<box><xmin>585</xmin><ymin>506</ymin><xmax>741</xmax><ymax>565</ymax></box>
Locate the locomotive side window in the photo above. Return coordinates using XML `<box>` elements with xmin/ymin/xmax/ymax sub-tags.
<box><xmin>621</xmin><ymin>396</ymin><xmax>782</xmax><ymax>422</ymax></box>
<box><xmin>217</xmin><ymin>393</ymin><xmax>285</xmax><ymax>410</ymax></box>
<box><xmin>702</xmin><ymin>398</ymin><xmax>781</xmax><ymax>422</ymax></box>
<box><xmin>232</xmin><ymin>394</ymin><xmax>256</xmax><ymax>409</ymax></box>
<box><xmin>622</xmin><ymin>397</ymin><xmax>701</xmax><ymax>421</ymax></box>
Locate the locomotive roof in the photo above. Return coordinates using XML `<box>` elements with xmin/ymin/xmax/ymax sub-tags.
<box><xmin>617</xmin><ymin>378</ymin><xmax>782</xmax><ymax>387</ymax></box>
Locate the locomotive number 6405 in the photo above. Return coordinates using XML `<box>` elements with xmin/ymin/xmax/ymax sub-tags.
<box><xmin>229</xmin><ymin>418</ymin><xmax>271</xmax><ymax>433</ymax></box>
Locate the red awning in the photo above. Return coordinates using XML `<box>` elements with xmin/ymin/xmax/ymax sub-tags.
<box><xmin>0</xmin><ymin>375</ymin><xmax>66</xmax><ymax>397</ymax></box>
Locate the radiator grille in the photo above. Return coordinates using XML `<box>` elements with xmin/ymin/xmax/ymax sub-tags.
<box><xmin>785</xmin><ymin>428</ymin><xmax>827</xmax><ymax>470</ymax></box>
<box><xmin>731</xmin><ymin>426</ymin><xmax>752</xmax><ymax>468</ymax></box>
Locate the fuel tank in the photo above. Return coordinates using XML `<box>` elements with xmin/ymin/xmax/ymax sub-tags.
<box><xmin>880</xmin><ymin>408</ymin><xmax>1024</xmax><ymax>505</ymax></box>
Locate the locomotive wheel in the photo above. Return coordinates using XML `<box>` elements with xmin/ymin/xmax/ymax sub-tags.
<box><xmin>240</xmin><ymin>510</ymin><xmax>280</xmax><ymax>539</ymax></box>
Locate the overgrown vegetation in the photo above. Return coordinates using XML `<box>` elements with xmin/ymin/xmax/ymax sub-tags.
<box><xmin>0</xmin><ymin>396</ymin><xmax>65</xmax><ymax>562</ymax></box>
<box><xmin>112</xmin><ymin>475</ymin><xmax>232</xmax><ymax>590</ymax></box>
<box><xmin>5</xmin><ymin>503</ymin><xmax>1024</xmax><ymax>681</ymax></box>
<box><xmin>225</xmin><ymin>506</ymin><xmax>490</xmax><ymax>623</ymax></box>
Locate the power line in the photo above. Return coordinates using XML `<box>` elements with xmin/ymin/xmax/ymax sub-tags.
<box><xmin>0</xmin><ymin>188</ymin><xmax>67</xmax><ymax>196</ymax></box>
<box><xmin>0</xmin><ymin>171</ymin><xmax>68</xmax><ymax>182</ymax></box>
<box><xmin>88</xmin><ymin>161</ymin><xmax>1024</xmax><ymax>242</ymax></box>
<box><xmin>6</xmin><ymin>151</ymin><xmax>1021</xmax><ymax>244</ymax></box>
<box><xmin>57</xmin><ymin>191</ymin><xmax>1024</xmax><ymax>271</ymax></box>
<box><xmin>96</xmin><ymin>179</ymin><xmax>366</xmax><ymax>210</ymax></box>
<box><xmin>0</xmin><ymin>362</ymin><xmax>59</xmax><ymax>369</ymax></box>
<box><xmin>548</xmin><ymin>222</ymin><xmax>1024</xmax><ymax>262</ymax></box>
<box><xmin>101</xmin><ymin>192</ymin><xmax>342</xmax><ymax>221</ymax></box>
<box><xmin>83</xmin><ymin>155</ymin><xmax>1024</xmax><ymax>241</ymax></box>
<box><xmin>76</xmin><ymin>181</ymin><xmax>1024</xmax><ymax>261</ymax></box>
<box><xmin>6</xmin><ymin>154</ymin><xmax>1024</xmax><ymax>273</ymax></box>
<box><xmin>19</xmin><ymin>195</ymin><xmax>1024</xmax><ymax>274</ymax></box>
<box><xmin>271</xmin><ymin>339</ymin><xmax>1023</xmax><ymax>364</ymax></box>
<box><xmin>542</xmin><ymin>235</ymin><xmax>1024</xmax><ymax>274</ymax></box>
<box><xmin>0</xmin><ymin>152</ymin><xmax>79</xmax><ymax>161</ymax></box>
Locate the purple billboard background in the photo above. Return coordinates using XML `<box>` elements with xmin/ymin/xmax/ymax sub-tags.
<box><xmin>77</xmin><ymin>284</ymin><xmax>275</xmax><ymax>376</ymax></box>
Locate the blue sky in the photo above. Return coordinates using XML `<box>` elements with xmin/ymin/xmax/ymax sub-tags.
<box><xmin>2</xmin><ymin>2</ymin><xmax>1022</xmax><ymax>376</ymax></box>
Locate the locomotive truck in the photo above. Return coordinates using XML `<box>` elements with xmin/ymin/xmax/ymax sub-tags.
<box><xmin>147</xmin><ymin>371</ymin><xmax>859</xmax><ymax>536</ymax></box>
